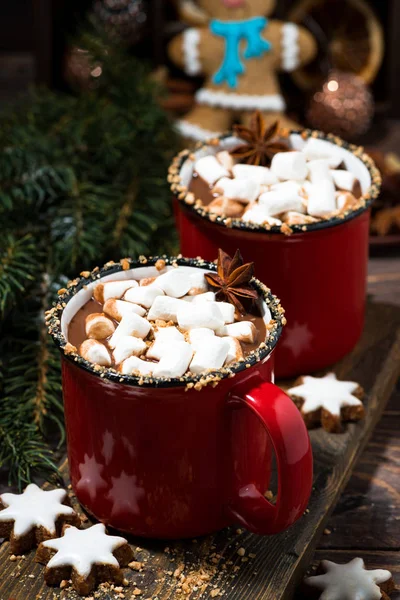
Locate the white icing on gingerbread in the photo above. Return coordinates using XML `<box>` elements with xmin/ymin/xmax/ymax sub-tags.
<box><xmin>0</xmin><ymin>484</ymin><xmax>75</xmax><ymax>537</ymax></box>
<box><xmin>183</xmin><ymin>28</ymin><xmax>202</xmax><ymax>75</ymax></box>
<box><xmin>304</xmin><ymin>557</ymin><xmax>392</xmax><ymax>600</ymax></box>
<box><xmin>281</xmin><ymin>23</ymin><xmax>300</xmax><ymax>72</ymax></box>
<box><xmin>42</xmin><ymin>523</ymin><xmax>128</xmax><ymax>578</ymax></box>
<box><xmin>195</xmin><ymin>88</ymin><xmax>286</xmax><ymax>111</ymax></box>
<box><xmin>176</xmin><ymin>119</ymin><xmax>221</xmax><ymax>141</ymax></box>
<box><xmin>288</xmin><ymin>373</ymin><xmax>362</xmax><ymax>416</ymax></box>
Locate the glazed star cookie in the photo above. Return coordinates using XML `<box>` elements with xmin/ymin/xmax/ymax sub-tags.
<box><xmin>303</xmin><ymin>558</ymin><xmax>395</xmax><ymax>600</ymax></box>
<box><xmin>288</xmin><ymin>373</ymin><xmax>365</xmax><ymax>433</ymax></box>
<box><xmin>35</xmin><ymin>523</ymin><xmax>134</xmax><ymax>596</ymax></box>
<box><xmin>0</xmin><ymin>483</ymin><xmax>81</xmax><ymax>555</ymax></box>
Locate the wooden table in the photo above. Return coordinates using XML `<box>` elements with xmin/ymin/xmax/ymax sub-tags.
<box><xmin>297</xmin><ymin>256</ymin><xmax>400</xmax><ymax>599</ymax></box>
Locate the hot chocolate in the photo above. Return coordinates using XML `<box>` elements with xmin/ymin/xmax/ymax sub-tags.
<box><xmin>68</xmin><ymin>262</ymin><xmax>268</xmax><ymax>379</ymax></box>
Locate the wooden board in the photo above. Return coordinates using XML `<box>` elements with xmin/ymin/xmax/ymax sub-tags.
<box><xmin>1</xmin><ymin>300</ymin><xmax>400</xmax><ymax>600</ymax></box>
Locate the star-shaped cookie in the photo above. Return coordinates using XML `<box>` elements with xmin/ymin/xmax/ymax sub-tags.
<box><xmin>303</xmin><ymin>558</ymin><xmax>395</xmax><ymax>600</ymax></box>
<box><xmin>36</xmin><ymin>523</ymin><xmax>134</xmax><ymax>596</ymax></box>
<box><xmin>0</xmin><ymin>483</ymin><xmax>80</xmax><ymax>555</ymax></box>
<box><xmin>288</xmin><ymin>372</ymin><xmax>365</xmax><ymax>433</ymax></box>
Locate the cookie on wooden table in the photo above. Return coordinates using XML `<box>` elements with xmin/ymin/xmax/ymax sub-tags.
<box><xmin>303</xmin><ymin>557</ymin><xmax>395</xmax><ymax>599</ymax></box>
<box><xmin>287</xmin><ymin>372</ymin><xmax>365</xmax><ymax>433</ymax></box>
<box><xmin>36</xmin><ymin>523</ymin><xmax>134</xmax><ymax>596</ymax></box>
<box><xmin>0</xmin><ymin>483</ymin><xmax>81</xmax><ymax>555</ymax></box>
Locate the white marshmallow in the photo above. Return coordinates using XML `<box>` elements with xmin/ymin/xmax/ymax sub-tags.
<box><xmin>109</xmin><ymin>313</ymin><xmax>151</xmax><ymax>348</ymax></box>
<box><xmin>195</xmin><ymin>155</ymin><xmax>230</xmax><ymax>185</ymax></box>
<box><xmin>336</xmin><ymin>191</ymin><xmax>357</xmax><ymax>211</ymax></box>
<box><xmin>121</xmin><ymin>356</ymin><xmax>154</xmax><ymax>376</ymax></box>
<box><xmin>301</xmin><ymin>138</ymin><xmax>343</xmax><ymax>168</ymax></box>
<box><xmin>259</xmin><ymin>181</ymin><xmax>304</xmax><ymax>216</ymax></box>
<box><xmin>224</xmin><ymin>336</ymin><xmax>244</xmax><ymax>365</ymax></box>
<box><xmin>188</xmin><ymin>328</ymin><xmax>215</xmax><ymax>351</ymax></box>
<box><xmin>177</xmin><ymin>302</ymin><xmax>224</xmax><ymax>332</ymax></box>
<box><xmin>85</xmin><ymin>313</ymin><xmax>115</xmax><ymax>340</ymax></box>
<box><xmin>187</xmin><ymin>270</ymin><xmax>208</xmax><ymax>295</ymax></box>
<box><xmin>113</xmin><ymin>336</ymin><xmax>147</xmax><ymax>364</ymax></box>
<box><xmin>153</xmin><ymin>268</ymin><xmax>191</xmax><ymax>298</ymax></box>
<box><xmin>147</xmin><ymin>326</ymin><xmax>185</xmax><ymax>360</ymax></box>
<box><xmin>80</xmin><ymin>339</ymin><xmax>111</xmax><ymax>367</ymax></box>
<box><xmin>103</xmin><ymin>299</ymin><xmax>146</xmax><ymax>321</ymax></box>
<box><xmin>211</xmin><ymin>301</ymin><xmax>235</xmax><ymax>324</ymax></box>
<box><xmin>232</xmin><ymin>164</ymin><xmax>279</xmax><ymax>185</ymax></box>
<box><xmin>307</xmin><ymin>179</ymin><xmax>337</xmax><ymax>217</ymax></box>
<box><xmin>94</xmin><ymin>279</ymin><xmax>138</xmax><ymax>304</ymax></box>
<box><xmin>183</xmin><ymin>291</ymin><xmax>216</xmax><ymax>303</ymax></box>
<box><xmin>147</xmin><ymin>296</ymin><xmax>185</xmax><ymax>322</ymax></box>
<box><xmin>190</xmin><ymin>337</ymin><xmax>230</xmax><ymax>374</ymax></box>
<box><xmin>124</xmin><ymin>286</ymin><xmax>164</xmax><ymax>308</ymax></box>
<box><xmin>331</xmin><ymin>169</ymin><xmax>357</xmax><ymax>192</ymax></box>
<box><xmin>242</xmin><ymin>204</ymin><xmax>282</xmax><ymax>226</ymax></box>
<box><xmin>214</xmin><ymin>177</ymin><xmax>260</xmax><ymax>204</ymax></box>
<box><xmin>307</xmin><ymin>159</ymin><xmax>333</xmax><ymax>184</ymax></box>
<box><xmin>271</xmin><ymin>151</ymin><xmax>308</xmax><ymax>181</ymax></box>
<box><xmin>153</xmin><ymin>341</ymin><xmax>193</xmax><ymax>378</ymax></box>
<box><xmin>219</xmin><ymin>321</ymin><xmax>256</xmax><ymax>343</ymax></box>
<box><xmin>216</xmin><ymin>150</ymin><xmax>234</xmax><ymax>171</ymax></box>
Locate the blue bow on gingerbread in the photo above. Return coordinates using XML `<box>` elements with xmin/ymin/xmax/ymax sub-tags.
<box><xmin>211</xmin><ymin>17</ymin><xmax>272</xmax><ymax>88</ymax></box>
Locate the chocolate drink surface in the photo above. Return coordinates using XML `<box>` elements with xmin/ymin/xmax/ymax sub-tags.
<box><xmin>68</xmin><ymin>265</ymin><xmax>267</xmax><ymax>378</ymax></box>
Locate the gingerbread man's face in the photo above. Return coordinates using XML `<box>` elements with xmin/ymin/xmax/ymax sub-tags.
<box><xmin>197</xmin><ymin>0</ymin><xmax>276</xmax><ymax>21</ymax></box>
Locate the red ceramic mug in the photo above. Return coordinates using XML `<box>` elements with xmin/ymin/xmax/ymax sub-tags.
<box><xmin>48</xmin><ymin>256</ymin><xmax>312</xmax><ymax>539</ymax></box>
<box><xmin>170</xmin><ymin>131</ymin><xmax>381</xmax><ymax>378</ymax></box>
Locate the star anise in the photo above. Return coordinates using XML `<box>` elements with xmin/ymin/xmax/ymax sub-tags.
<box><xmin>205</xmin><ymin>249</ymin><xmax>258</xmax><ymax>315</ymax></box>
<box><xmin>232</xmin><ymin>112</ymin><xmax>290</xmax><ymax>167</ymax></box>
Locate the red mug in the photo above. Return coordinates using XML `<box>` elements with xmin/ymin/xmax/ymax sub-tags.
<box><xmin>170</xmin><ymin>131</ymin><xmax>381</xmax><ymax>378</ymax></box>
<box><xmin>48</xmin><ymin>256</ymin><xmax>313</xmax><ymax>539</ymax></box>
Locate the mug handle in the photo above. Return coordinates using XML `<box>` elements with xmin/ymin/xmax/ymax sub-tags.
<box><xmin>226</xmin><ymin>380</ymin><xmax>313</xmax><ymax>535</ymax></box>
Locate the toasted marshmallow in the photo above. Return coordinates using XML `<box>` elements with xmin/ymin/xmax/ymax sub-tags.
<box><xmin>124</xmin><ymin>286</ymin><xmax>164</xmax><ymax>308</ymax></box>
<box><xmin>242</xmin><ymin>204</ymin><xmax>282</xmax><ymax>226</ymax></box>
<box><xmin>232</xmin><ymin>164</ymin><xmax>279</xmax><ymax>185</ymax></box>
<box><xmin>94</xmin><ymin>280</ymin><xmax>138</xmax><ymax>304</ymax></box>
<box><xmin>103</xmin><ymin>299</ymin><xmax>146</xmax><ymax>321</ymax></box>
<box><xmin>147</xmin><ymin>296</ymin><xmax>185</xmax><ymax>322</ymax></box>
<box><xmin>307</xmin><ymin>159</ymin><xmax>333</xmax><ymax>184</ymax></box>
<box><xmin>109</xmin><ymin>313</ymin><xmax>151</xmax><ymax>348</ymax></box>
<box><xmin>219</xmin><ymin>321</ymin><xmax>256</xmax><ymax>343</ymax></box>
<box><xmin>80</xmin><ymin>339</ymin><xmax>111</xmax><ymax>367</ymax></box>
<box><xmin>224</xmin><ymin>336</ymin><xmax>244</xmax><ymax>365</ymax></box>
<box><xmin>213</xmin><ymin>177</ymin><xmax>260</xmax><ymax>204</ymax></box>
<box><xmin>177</xmin><ymin>302</ymin><xmax>224</xmax><ymax>332</ymax></box>
<box><xmin>113</xmin><ymin>336</ymin><xmax>147</xmax><ymax>364</ymax></box>
<box><xmin>121</xmin><ymin>356</ymin><xmax>154</xmax><ymax>376</ymax></box>
<box><xmin>336</xmin><ymin>191</ymin><xmax>358</xmax><ymax>211</ymax></box>
<box><xmin>190</xmin><ymin>336</ymin><xmax>230</xmax><ymax>374</ymax></box>
<box><xmin>208</xmin><ymin>196</ymin><xmax>245</xmax><ymax>218</ymax></box>
<box><xmin>259</xmin><ymin>181</ymin><xmax>304</xmax><ymax>216</ymax></box>
<box><xmin>331</xmin><ymin>169</ymin><xmax>357</xmax><ymax>192</ymax></box>
<box><xmin>153</xmin><ymin>341</ymin><xmax>193</xmax><ymax>378</ymax></box>
<box><xmin>194</xmin><ymin>155</ymin><xmax>230</xmax><ymax>185</ymax></box>
<box><xmin>187</xmin><ymin>270</ymin><xmax>209</xmax><ymax>295</ymax></box>
<box><xmin>307</xmin><ymin>179</ymin><xmax>336</xmax><ymax>217</ymax></box>
<box><xmin>216</xmin><ymin>150</ymin><xmax>234</xmax><ymax>172</ymax></box>
<box><xmin>153</xmin><ymin>268</ymin><xmax>192</xmax><ymax>298</ymax></box>
<box><xmin>85</xmin><ymin>313</ymin><xmax>115</xmax><ymax>340</ymax></box>
<box><xmin>301</xmin><ymin>138</ymin><xmax>343</xmax><ymax>168</ymax></box>
<box><xmin>271</xmin><ymin>151</ymin><xmax>308</xmax><ymax>181</ymax></box>
<box><xmin>147</xmin><ymin>326</ymin><xmax>185</xmax><ymax>360</ymax></box>
<box><xmin>188</xmin><ymin>327</ymin><xmax>215</xmax><ymax>351</ymax></box>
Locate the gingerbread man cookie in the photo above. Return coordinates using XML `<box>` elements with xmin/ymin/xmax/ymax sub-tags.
<box><xmin>288</xmin><ymin>372</ymin><xmax>365</xmax><ymax>433</ymax></box>
<box><xmin>0</xmin><ymin>483</ymin><xmax>80</xmax><ymax>555</ymax></box>
<box><xmin>303</xmin><ymin>558</ymin><xmax>395</xmax><ymax>600</ymax></box>
<box><xmin>168</xmin><ymin>0</ymin><xmax>316</xmax><ymax>140</ymax></box>
<box><xmin>36</xmin><ymin>523</ymin><xmax>134</xmax><ymax>596</ymax></box>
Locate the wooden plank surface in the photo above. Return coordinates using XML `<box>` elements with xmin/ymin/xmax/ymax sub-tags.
<box><xmin>0</xmin><ymin>300</ymin><xmax>400</xmax><ymax>600</ymax></box>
